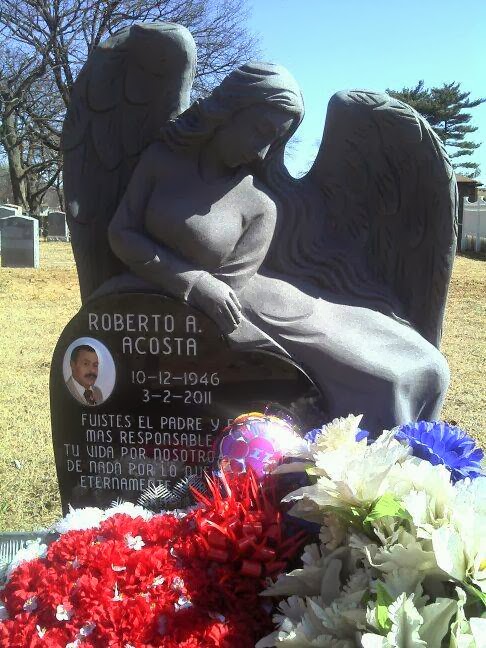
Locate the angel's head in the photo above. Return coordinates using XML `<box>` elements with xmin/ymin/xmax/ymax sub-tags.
<box><xmin>161</xmin><ymin>62</ymin><xmax>304</xmax><ymax>170</ymax></box>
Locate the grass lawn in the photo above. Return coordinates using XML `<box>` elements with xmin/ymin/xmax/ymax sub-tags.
<box><xmin>0</xmin><ymin>243</ymin><xmax>485</xmax><ymax>532</ymax></box>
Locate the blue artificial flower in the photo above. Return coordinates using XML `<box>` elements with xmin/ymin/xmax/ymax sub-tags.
<box><xmin>304</xmin><ymin>427</ymin><xmax>370</xmax><ymax>444</ymax></box>
<box><xmin>395</xmin><ymin>421</ymin><xmax>484</xmax><ymax>483</ymax></box>
<box><xmin>304</xmin><ymin>428</ymin><xmax>321</xmax><ymax>444</ymax></box>
<box><xmin>355</xmin><ymin>428</ymin><xmax>370</xmax><ymax>443</ymax></box>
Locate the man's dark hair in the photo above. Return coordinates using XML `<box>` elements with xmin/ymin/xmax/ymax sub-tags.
<box><xmin>70</xmin><ymin>344</ymin><xmax>97</xmax><ymax>363</ymax></box>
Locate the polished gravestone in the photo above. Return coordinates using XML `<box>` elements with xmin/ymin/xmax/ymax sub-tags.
<box><xmin>0</xmin><ymin>215</ymin><xmax>39</xmax><ymax>268</ymax></box>
<box><xmin>47</xmin><ymin>210</ymin><xmax>69</xmax><ymax>241</ymax></box>
<box><xmin>51</xmin><ymin>293</ymin><xmax>325</xmax><ymax>512</ymax></box>
<box><xmin>0</xmin><ymin>207</ymin><xmax>19</xmax><ymax>254</ymax></box>
<box><xmin>0</xmin><ymin>205</ymin><xmax>20</xmax><ymax>219</ymax></box>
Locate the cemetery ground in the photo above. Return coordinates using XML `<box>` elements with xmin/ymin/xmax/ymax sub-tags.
<box><xmin>0</xmin><ymin>243</ymin><xmax>485</xmax><ymax>533</ymax></box>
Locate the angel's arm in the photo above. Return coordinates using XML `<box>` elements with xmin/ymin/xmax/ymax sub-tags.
<box><xmin>108</xmin><ymin>144</ymin><xmax>206</xmax><ymax>301</ymax></box>
<box><xmin>108</xmin><ymin>144</ymin><xmax>242</xmax><ymax>331</ymax></box>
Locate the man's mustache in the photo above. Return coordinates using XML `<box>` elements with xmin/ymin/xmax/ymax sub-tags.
<box><xmin>84</xmin><ymin>373</ymin><xmax>97</xmax><ymax>380</ymax></box>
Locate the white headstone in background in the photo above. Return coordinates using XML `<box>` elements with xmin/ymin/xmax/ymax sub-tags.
<box><xmin>47</xmin><ymin>211</ymin><xmax>69</xmax><ymax>241</ymax></box>
<box><xmin>0</xmin><ymin>215</ymin><xmax>39</xmax><ymax>268</ymax></box>
<box><xmin>462</xmin><ymin>198</ymin><xmax>486</xmax><ymax>252</ymax></box>
<box><xmin>0</xmin><ymin>205</ymin><xmax>19</xmax><ymax>219</ymax></box>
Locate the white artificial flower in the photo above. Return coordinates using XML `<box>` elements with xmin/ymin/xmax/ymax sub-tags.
<box><xmin>432</xmin><ymin>526</ymin><xmax>468</xmax><ymax>582</ymax></box>
<box><xmin>257</xmin><ymin>592</ymin><xmax>364</xmax><ymax>647</ymax></box>
<box><xmin>104</xmin><ymin>502</ymin><xmax>153</xmax><ymax>521</ymax></box>
<box><xmin>79</xmin><ymin>622</ymin><xmax>96</xmax><ymax>637</ymax></box>
<box><xmin>56</xmin><ymin>603</ymin><xmax>73</xmax><ymax>621</ymax></box>
<box><xmin>385</xmin><ymin>593</ymin><xmax>426</xmax><ymax>647</ymax></box>
<box><xmin>366</xmin><ymin>529</ymin><xmax>438</xmax><ymax>576</ymax></box>
<box><xmin>36</xmin><ymin>625</ymin><xmax>46</xmax><ymax>638</ymax></box>
<box><xmin>125</xmin><ymin>534</ymin><xmax>145</xmax><ymax>551</ymax></box>
<box><xmin>284</xmin><ymin>431</ymin><xmax>409</xmax><ymax>522</ymax></box>
<box><xmin>271</xmin><ymin>414</ymin><xmax>367</xmax><ymax>472</ymax></box>
<box><xmin>111</xmin><ymin>564</ymin><xmax>126</xmax><ymax>572</ymax></box>
<box><xmin>171</xmin><ymin>576</ymin><xmax>185</xmax><ymax>590</ymax></box>
<box><xmin>55</xmin><ymin>502</ymin><xmax>153</xmax><ymax>535</ymax></box>
<box><xmin>6</xmin><ymin>539</ymin><xmax>47</xmax><ymax>580</ymax></box>
<box><xmin>380</xmin><ymin>570</ymin><xmax>425</xmax><ymax>605</ymax></box>
<box><xmin>432</xmin><ymin>524</ymin><xmax>486</xmax><ymax>593</ymax></box>
<box><xmin>385</xmin><ymin>457</ymin><xmax>455</xmax><ymax>523</ymax></box>
<box><xmin>174</xmin><ymin>595</ymin><xmax>192</xmax><ymax>611</ymax></box>
<box><xmin>470</xmin><ymin>618</ymin><xmax>486</xmax><ymax>647</ymax></box>
<box><xmin>313</xmin><ymin>414</ymin><xmax>365</xmax><ymax>453</ymax></box>
<box><xmin>320</xmin><ymin>514</ymin><xmax>348</xmax><ymax>550</ymax></box>
<box><xmin>361</xmin><ymin>635</ymin><xmax>387</xmax><ymax>648</ymax></box>
<box><xmin>444</xmin><ymin>478</ymin><xmax>486</xmax><ymax>592</ymax></box>
<box><xmin>453</xmin><ymin>477</ymin><xmax>486</xmax><ymax>517</ymax></box>
<box><xmin>400</xmin><ymin>490</ymin><xmax>430</xmax><ymax>533</ymax></box>
<box><xmin>151</xmin><ymin>575</ymin><xmax>165</xmax><ymax>588</ymax></box>
<box><xmin>261</xmin><ymin>545</ymin><xmax>345</xmax><ymax>599</ymax></box>
<box><xmin>54</xmin><ymin>505</ymin><xmax>104</xmax><ymax>533</ymax></box>
<box><xmin>418</xmin><ymin>598</ymin><xmax>458</xmax><ymax>648</ymax></box>
<box><xmin>449</xmin><ymin>587</ymin><xmax>486</xmax><ymax>648</ymax></box>
<box><xmin>364</xmin><ymin>591</ymin><xmax>460</xmax><ymax>648</ymax></box>
<box><xmin>112</xmin><ymin>582</ymin><xmax>123</xmax><ymax>601</ymax></box>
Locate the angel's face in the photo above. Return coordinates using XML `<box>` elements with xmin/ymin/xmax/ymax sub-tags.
<box><xmin>211</xmin><ymin>104</ymin><xmax>293</xmax><ymax>169</ymax></box>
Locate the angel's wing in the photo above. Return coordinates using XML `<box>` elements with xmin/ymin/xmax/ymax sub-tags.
<box><xmin>270</xmin><ymin>90</ymin><xmax>456</xmax><ymax>348</ymax></box>
<box><xmin>62</xmin><ymin>22</ymin><xmax>196</xmax><ymax>301</ymax></box>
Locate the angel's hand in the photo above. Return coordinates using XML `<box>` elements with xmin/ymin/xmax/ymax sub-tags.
<box><xmin>188</xmin><ymin>272</ymin><xmax>242</xmax><ymax>333</ymax></box>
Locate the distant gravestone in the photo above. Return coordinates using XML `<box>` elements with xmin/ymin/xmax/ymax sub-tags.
<box><xmin>50</xmin><ymin>293</ymin><xmax>325</xmax><ymax>512</ymax></box>
<box><xmin>0</xmin><ymin>205</ymin><xmax>21</xmax><ymax>219</ymax></box>
<box><xmin>47</xmin><ymin>211</ymin><xmax>69</xmax><ymax>241</ymax></box>
<box><xmin>0</xmin><ymin>216</ymin><xmax>39</xmax><ymax>268</ymax></box>
<box><xmin>0</xmin><ymin>207</ymin><xmax>19</xmax><ymax>253</ymax></box>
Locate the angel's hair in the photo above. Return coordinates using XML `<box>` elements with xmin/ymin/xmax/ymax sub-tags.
<box><xmin>160</xmin><ymin>62</ymin><xmax>304</xmax><ymax>161</ymax></box>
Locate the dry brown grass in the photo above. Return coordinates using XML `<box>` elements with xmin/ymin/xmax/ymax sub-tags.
<box><xmin>0</xmin><ymin>243</ymin><xmax>80</xmax><ymax>532</ymax></box>
<box><xmin>441</xmin><ymin>254</ymin><xmax>486</xmax><ymax>441</ymax></box>
<box><xmin>0</xmin><ymin>244</ymin><xmax>484</xmax><ymax>531</ymax></box>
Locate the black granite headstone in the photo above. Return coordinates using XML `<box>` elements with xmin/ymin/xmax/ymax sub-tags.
<box><xmin>0</xmin><ymin>215</ymin><xmax>39</xmax><ymax>268</ymax></box>
<box><xmin>51</xmin><ymin>293</ymin><xmax>325</xmax><ymax>512</ymax></box>
<box><xmin>47</xmin><ymin>211</ymin><xmax>69</xmax><ymax>241</ymax></box>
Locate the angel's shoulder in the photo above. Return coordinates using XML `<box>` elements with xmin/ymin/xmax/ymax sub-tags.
<box><xmin>138</xmin><ymin>141</ymin><xmax>174</xmax><ymax>171</ymax></box>
<box><xmin>245</xmin><ymin>174</ymin><xmax>278</xmax><ymax>217</ymax></box>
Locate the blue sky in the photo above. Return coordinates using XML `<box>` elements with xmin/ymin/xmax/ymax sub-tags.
<box><xmin>248</xmin><ymin>0</ymin><xmax>486</xmax><ymax>182</ymax></box>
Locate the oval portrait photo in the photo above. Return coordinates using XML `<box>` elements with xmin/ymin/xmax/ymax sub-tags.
<box><xmin>62</xmin><ymin>337</ymin><xmax>116</xmax><ymax>406</ymax></box>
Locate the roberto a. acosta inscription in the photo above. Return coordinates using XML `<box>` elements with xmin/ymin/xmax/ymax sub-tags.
<box><xmin>51</xmin><ymin>293</ymin><xmax>324</xmax><ymax>511</ymax></box>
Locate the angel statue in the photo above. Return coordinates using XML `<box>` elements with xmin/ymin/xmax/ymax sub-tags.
<box><xmin>62</xmin><ymin>23</ymin><xmax>457</xmax><ymax>433</ymax></box>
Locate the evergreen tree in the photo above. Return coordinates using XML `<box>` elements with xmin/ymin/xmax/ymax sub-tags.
<box><xmin>387</xmin><ymin>81</ymin><xmax>485</xmax><ymax>177</ymax></box>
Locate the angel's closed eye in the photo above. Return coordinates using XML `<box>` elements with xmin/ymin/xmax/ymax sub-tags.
<box><xmin>256</xmin><ymin>121</ymin><xmax>276</xmax><ymax>138</ymax></box>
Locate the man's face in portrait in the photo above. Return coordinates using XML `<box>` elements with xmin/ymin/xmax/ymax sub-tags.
<box><xmin>70</xmin><ymin>350</ymin><xmax>99</xmax><ymax>388</ymax></box>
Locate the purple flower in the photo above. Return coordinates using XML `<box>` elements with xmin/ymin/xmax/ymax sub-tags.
<box><xmin>395</xmin><ymin>421</ymin><xmax>484</xmax><ymax>483</ymax></box>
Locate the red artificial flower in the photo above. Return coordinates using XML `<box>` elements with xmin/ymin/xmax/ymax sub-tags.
<box><xmin>0</xmin><ymin>471</ymin><xmax>305</xmax><ymax>647</ymax></box>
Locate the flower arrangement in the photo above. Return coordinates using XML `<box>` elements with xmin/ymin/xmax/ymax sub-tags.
<box><xmin>256</xmin><ymin>415</ymin><xmax>486</xmax><ymax>647</ymax></box>
<box><xmin>0</xmin><ymin>471</ymin><xmax>304</xmax><ymax>647</ymax></box>
<box><xmin>1</xmin><ymin>413</ymin><xmax>485</xmax><ymax>647</ymax></box>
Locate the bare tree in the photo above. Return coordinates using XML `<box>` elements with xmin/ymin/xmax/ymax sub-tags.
<box><xmin>0</xmin><ymin>47</ymin><xmax>62</xmax><ymax>212</ymax></box>
<box><xmin>0</xmin><ymin>163</ymin><xmax>13</xmax><ymax>202</ymax></box>
<box><xmin>0</xmin><ymin>0</ymin><xmax>256</xmax><ymax>213</ymax></box>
